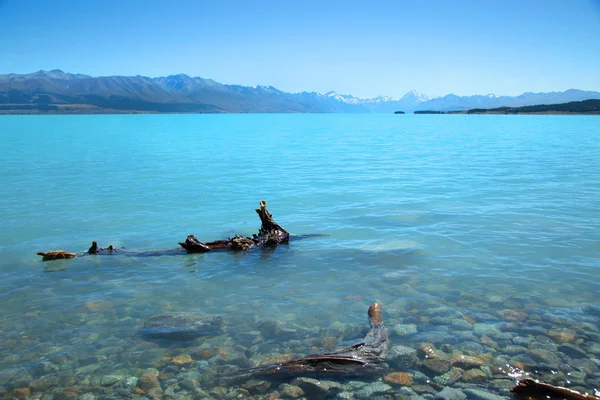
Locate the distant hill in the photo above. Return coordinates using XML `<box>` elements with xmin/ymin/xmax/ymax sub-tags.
<box><xmin>1</xmin><ymin>69</ymin><xmax>599</xmax><ymax>114</ymax></box>
<box><xmin>459</xmin><ymin>99</ymin><xmax>600</xmax><ymax>114</ymax></box>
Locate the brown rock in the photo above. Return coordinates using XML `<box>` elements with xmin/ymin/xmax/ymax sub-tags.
<box><xmin>463</xmin><ymin>368</ymin><xmax>487</xmax><ymax>383</ymax></box>
<box><xmin>280</xmin><ymin>384</ymin><xmax>304</xmax><ymax>398</ymax></box>
<box><xmin>138</xmin><ymin>372</ymin><xmax>160</xmax><ymax>391</ymax></box>
<box><xmin>146</xmin><ymin>387</ymin><xmax>164</xmax><ymax>398</ymax></box>
<box><xmin>170</xmin><ymin>354</ymin><xmax>192</xmax><ymax>365</ymax></box>
<box><xmin>479</xmin><ymin>353</ymin><xmax>493</xmax><ymax>363</ymax></box>
<box><xmin>434</xmin><ymin>367</ymin><xmax>463</xmax><ymax>386</ymax></box>
<box><xmin>449</xmin><ymin>354</ymin><xmax>484</xmax><ymax>369</ymax></box>
<box><xmin>265</xmin><ymin>392</ymin><xmax>281</xmax><ymax>400</ymax></box>
<box><xmin>13</xmin><ymin>388</ymin><xmax>31</xmax><ymax>399</ymax></box>
<box><xmin>412</xmin><ymin>384</ymin><xmax>438</xmax><ymax>395</ymax></box>
<box><xmin>85</xmin><ymin>301</ymin><xmax>111</xmax><ymax>313</ymax></box>
<box><xmin>504</xmin><ymin>310</ymin><xmax>528</xmax><ymax>322</ymax></box>
<box><xmin>422</xmin><ymin>358</ymin><xmax>451</xmax><ymax>375</ymax></box>
<box><xmin>200</xmin><ymin>348</ymin><xmax>216</xmax><ymax>360</ymax></box>
<box><xmin>509</xmin><ymin>361</ymin><xmax>526</xmax><ymax>371</ymax></box>
<box><xmin>242</xmin><ymin>379</ymin><xmax>271</xmax><ymax>395</ymax></box>
<box><xmin>480</xmin><ymin>336</ymin><xmax>497</xmax><ymax>348</ymax></box>
<box><xmin>418</xmin><ymin>343</ymin><xmax>444</xmax><ymax>359</ymax></box>
<box><xmin>547</xmin><ymin>328</ymin><xmax>576</xmax><ymax>343</ymax></box>
<box><xmin>132</xmin><ymin>387</ymin><xmax>145</xmax><ymax>395</ymax></box>
<box><xmin>384</xmin><ymin>372</ymin><xmax>413</xmax><ymax>386</ymax></box>
<box><xmin>321</xmin><ymin>336</ymin><xmax>338</xmax><ymax>350</ymax></box>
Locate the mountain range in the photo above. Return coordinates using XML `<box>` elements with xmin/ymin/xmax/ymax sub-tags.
<box><xmin>1</xmin><ymin>69</ymin><xmax>599</xmax><ymax>114</ymax></box>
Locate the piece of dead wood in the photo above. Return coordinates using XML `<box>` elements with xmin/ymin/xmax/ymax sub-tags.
<box><xmin>510</xmin><ymin>378</ymin><xmax>600</xmax><ymax>400</ymax></box>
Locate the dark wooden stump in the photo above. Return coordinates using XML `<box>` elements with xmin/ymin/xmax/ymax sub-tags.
<box><xmin>253</xmin><ymin>200</ymin><xmax>290</xmax><ymax>246</ymax></box>
<box><xmin>179</xmin><ymin>200</ymin><xmax>289</xmax><ymax>253</ymax></box>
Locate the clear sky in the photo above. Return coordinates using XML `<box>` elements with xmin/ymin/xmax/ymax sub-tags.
<box><xmin>0</xmin><ymin>0</ymin><xmax>599</xmax><ymax>98</ymax></box>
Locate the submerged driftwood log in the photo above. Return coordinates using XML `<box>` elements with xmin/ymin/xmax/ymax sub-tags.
<box><xmin>510</xmin><ymin>378</ymin><xmax>600</xmax><ymax>400</ymax></box>
<box><xmin>218</xmin><ymin>303</ymin><xmax>388</xmax><ymax>384</ymax></box>
<box><xmin>37</xmin><ymin>201</ymin><xmax>292</xmax><ymax>260</ymax></box>
<box><xmin>179</xmin><ymin>200</ymin><xmax>289</xmax><ymax>253</ymax></box>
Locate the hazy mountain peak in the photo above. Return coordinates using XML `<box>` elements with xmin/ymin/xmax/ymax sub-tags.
<box><xmin>256</xmin><ymin>85</ymin><xmax>282</xmax><ymax>94</ymax></box>
<box><xmin>401</xmin><ymin>90</ymin><xmax>436</xmax><ymax>102</ymax></box>
<box><xmin>30</xmin><ymin>69</ymin><xmax>90</xmax><ymax>80</ymax></box>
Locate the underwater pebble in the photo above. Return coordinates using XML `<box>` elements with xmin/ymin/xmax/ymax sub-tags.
<box><xmin>548</xmin><ymin>328</ymin><xmax>577</xmax><ymax>343</ymax></box>
<box><xmin>462</xmin><ymin>388</ymin><xmax>507</xmax><ymax>400</ymax></box>
<box><xmin>241</xmin><ymin>379</ymin><xmax>271</xmax><ymax>394</ymax></box>
<box><xmin>384</xmin><ymin>372</ymin><xmax>413</xmax><ymax>386</ymax></box>
<box><xmin>138</xmin><ymin>371</ymin><xmax>160</xmax><ymax>391</ymax></box>
<box><xmin>123</xmin><ymin>376</ymin><xmax>138</xmax><ymax>388</ymax></box>
<box><xmin>434</xmin><ymin>386</ymin><xmax>466</xmax><ymax>400</ymax></box>
<box><xmin>74</xmin><ymin>364</ymin><xmax>101</xmax><ymax>375</ymax></box>
<box><xmin>462</xmin><ymin>368</ymin><xmax>488</xmax><ymax>383</ymax></box>
<box><xmin>29</xmin><ymin>376</ymin><xmax>58</xmax><ymax>392</ymax></box>
<box><xmin>584</xmin><ymin>304</ymin><xmax>600</xmax><ymax>317</ymax></box>
<box><xmin>388</xmin><ymin>345</ymin><xmax>418</xmax><ymax>370</ymax></box>
<box><xmin>100</xmin><ymin>374</ymin><xmax>123</xmax><ymax>386</ymax></box>
<box><xmin>489</xmin><ymin>379</ymin><xmax>515</xmax><ymax>390</ymax></box>
<box><xmin>451</xmin><ymin>319</ymin><xmax>473</xmax><ymax>330</ymax></box>
<box><xmin>393</xmin><ymin>323</ymin><xmax>419</xmax><ymax>336</ymax></box>
<box><xmin>503</xmin><ymin>345</ymin><xmax>527</xmax><ymax>355</ymax></box>
<box><xmin>292</xmin><ymin>377</ymin><xmax>344</xmax><ymax>399</ymax></box>
<box><xmin>512</xmin><ymin>336</ymin><xmax>533</xmax><ymax>346</ymax></box>
<box><xmin>569</xmin><ymin>358</ymin><xmax>599</xmax><ymax>374</ymax></box>
<box><xmin>434</xmin><ymin>368</ymin><xmax>462</xmax><ymax>386</ymax></box>
<box><xmin>558</xmin><ymin>343</ymin><xmax>587</xmax><ymax>359</ymax></box>
<box><xmin>473</xmin><ymin>324</ymin><xmax>501</xmax><ymax>337</ymax></box>
<box><xmin>528</xmin><ymin>349</ymin><xmax>561</xmax><ymax>366</ymax></box>
<box><xmin>279</xmin><ymin>383</ymin><xmax>304</xmax><ymax>398</ymax></box>
<box><xmin>449</xmin><ymin>354</ymin><xmax>484</xmax><ymax>369</ymax></box>
<box><xmin>356</xmin><ymin>381</ymin><xmax>393</xmax><ymax>398</ymax></box>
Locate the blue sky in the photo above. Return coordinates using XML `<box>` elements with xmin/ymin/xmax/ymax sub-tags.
<box><xmin>0</xmin><ymin>0</ymin><xmax>598</xmax><ymax>98</ymax></box>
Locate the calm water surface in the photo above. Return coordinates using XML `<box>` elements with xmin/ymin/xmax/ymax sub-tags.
<box><xmin>0</xmin><ymin>114</ymin><xmax>599</xmax><ymax>399</ymax></box>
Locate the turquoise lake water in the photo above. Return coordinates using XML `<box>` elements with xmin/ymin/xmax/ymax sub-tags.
<box><xmin>0</xmin><ymin>114</ymin><xmax>599</xmax><ymax>399</ymax></box>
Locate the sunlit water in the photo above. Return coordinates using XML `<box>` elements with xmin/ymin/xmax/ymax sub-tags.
<box><xmin>0</xmin><ymin>114</ymin><xmax>599</xmax><ymax>399</ymax></box>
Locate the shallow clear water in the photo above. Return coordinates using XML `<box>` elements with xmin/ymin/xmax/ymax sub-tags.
<box><xmin>0</xmin><ymin>114</ymin><xmax>599</xmax><ymax>399</ymax></box>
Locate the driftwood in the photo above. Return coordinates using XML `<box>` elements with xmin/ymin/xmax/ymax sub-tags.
<box><xmin>179</xmin><ymin>200</ymin><xmax>289</xmax><ymax>253</ymax></box>
<box><xmin>37</xmin><ymin>201</ymin><xmax>293</xmax><ymax>260</ymax></box>
<box><xmin>218</xmin><ymin>303</ymin><xmax>388</xmax><ymax>384</ymax></box>
<box><xmin>510</xmin><ymin>378</ymin><xmax>600</xmax><ymax>400</ymax></box>
<box><xmin>87</xmin><ymin>241</ymin><xmax>114</xmax><ymax>254</ymax></box>
<box><xmin>36</xmin><ymin>250</ymin><xmax>77</xmax><ymax>261</ymax></box>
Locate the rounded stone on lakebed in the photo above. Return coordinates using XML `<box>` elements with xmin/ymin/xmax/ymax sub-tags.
<box><xmin>384</xmin><ymin>372</ymin><xmax>413</xmax><ymax>386</ymax></box>
<box><xmin>169</xmin><ymin>354</ymin><xmax>193</xmax><ymax>365</ymax></box>
<box><xmin>140</xmin><ymin>312</ymin><xmax>224</xmax><ymax>341</ymax></box>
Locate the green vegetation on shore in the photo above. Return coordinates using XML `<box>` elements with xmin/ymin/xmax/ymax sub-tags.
<box><xmin>414</xmin><ymin>99</ymin><xmax>600</xmax><ymax>115</ymax></box>
<box><xmin>462</xmin><ymin>99</ymin><xmax>600</xmax><ymax>114</ymax></box>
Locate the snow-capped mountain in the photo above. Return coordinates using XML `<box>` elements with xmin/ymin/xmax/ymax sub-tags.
<box><xmin>1</xmin><ymin>70</ymin><xmax>598</xmax><ymax>114</ymax></box>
